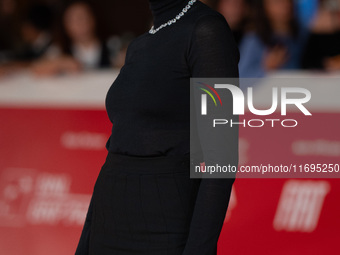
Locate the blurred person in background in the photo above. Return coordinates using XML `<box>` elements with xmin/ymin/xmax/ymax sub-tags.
<box><xmin>32</xmin><ymin>1</ymin><xmax>112</xmax><ymax>76</ymax></box>
<box><xmin>217</xmin><ymin>0</ymin><xmax>250</xmax><ymax>45</ymax></box>
<box><xmin>0</xmin><ymin>0</ymin><xmax>21</xmax><ymax>63</ymax></box>
<box><xmin>294</xmin><ymin>0</ymin><xmax>319</xmax><ymax>28</ymax></box>
<box><xmin>107</xmin><ymin>32</ymin><xmax>135</xmax><ymax>69</ymax></box>
<box><xmin>301</xmin><ymin>0</ymin><xmax>340</xmax><ymax>71</ymax></box>
<box><xmin>238</xmin><ymin>0</ymin><xmax>307</xmax><ymax>78</ymax></box>
<box><xmin>0</xmin><ymin>2</ymin><xmax>55</xmax><ymax>76</ymax></box>
<box><xmin>17</xmin><ymin>3</ymin><xmax>55</xmax><ymax>61</ymax></box>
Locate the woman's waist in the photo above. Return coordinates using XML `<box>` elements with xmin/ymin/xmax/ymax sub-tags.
<box><xmin>101</xmin><ymin>150</ymin><xmax>191</xmax><ymax>174</ymax></box>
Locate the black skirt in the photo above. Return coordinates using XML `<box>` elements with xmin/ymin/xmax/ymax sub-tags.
<box><xmin>76</xmin><ymin>151</ymin><xmax>202</xmax><ymax>255</ymax></box>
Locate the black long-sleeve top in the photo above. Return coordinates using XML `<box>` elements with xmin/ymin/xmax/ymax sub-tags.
<box><xmin>76</xmin><ymin>1</ymin><xmax>239</xmax><ymax>254</ymax></box>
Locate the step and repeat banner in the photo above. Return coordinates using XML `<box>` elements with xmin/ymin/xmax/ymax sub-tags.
<box><xmin>0</xmin><ymin>71</ymin><xmax>339</xmax><ymax>254</ymax></box>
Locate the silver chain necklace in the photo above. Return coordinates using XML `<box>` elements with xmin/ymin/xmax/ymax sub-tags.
<box><xmin>149</xmin><ymin>0</ymin><xmax>197</xmax><ymax>34</ymax></box>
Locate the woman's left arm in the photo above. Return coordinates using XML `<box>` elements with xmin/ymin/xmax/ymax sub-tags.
<box><xmin>183</xmin><ymin>12</ymin><xmax>239</xmax><ymax>255</ymax></box>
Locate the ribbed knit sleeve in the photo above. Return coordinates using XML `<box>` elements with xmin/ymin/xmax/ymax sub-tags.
<box><xmin>183</xmin><ymin>13</ymin><xmax>239</xmax><ymax>255</ymax></box>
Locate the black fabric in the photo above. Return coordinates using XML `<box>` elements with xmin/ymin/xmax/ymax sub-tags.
<box><xmin>90</xmin><ymin>152</ymin><xmax>201</xmax><ymax>255</ymax></box>
<box><xmin>75</xmin><ymin>0</ymin><xmax>239</xmax><ymax>254</ymax></box>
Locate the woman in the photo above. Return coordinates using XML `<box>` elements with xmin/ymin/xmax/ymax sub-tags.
<box><xmin>31</xmin><ymin>1</ymin><xmax>111</xmax><ymax>76</ymax></box>
<box><xmin>238</xmin><ymin>0</ymin><xmax>306</xmax><ymax>78</ymax></box>
<box><xmin>60</xmin><ymin>1</ymin><xmax>111</xmax><ymax>69</ymax></box>
<box><xmin>75</xmin><ymin>0</ymin><xmax>239</xmax><ymax>254</ymax></box>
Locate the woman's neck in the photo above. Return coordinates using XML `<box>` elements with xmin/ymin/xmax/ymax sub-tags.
<box><xmin>149</xmin><ymin>0</ymin><xmax>189</xmax><ymax>27</ymax></box>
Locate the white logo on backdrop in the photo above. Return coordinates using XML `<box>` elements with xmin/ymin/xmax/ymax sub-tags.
<box><xmin>0</xmin><ymin>168</ymin><xmax>90</xmax><ymax>227</ymax></box>
<box><xmin>273</xmin><ymin>180</ymin><xmax>330</xmax><ymax>232</ymax></box>
<box><xmin>292</xmin><ymin>139</ymin><xmax>340</xmax><ymax>157</ymax></box>
<box><xmin>60</xmin><ymin>131</ymin><xmax>107</xmax><ymax>150</ymax></box>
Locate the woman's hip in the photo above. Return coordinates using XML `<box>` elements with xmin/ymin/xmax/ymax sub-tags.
<box><xmin>89</xmin><ymin>151</ymin><xmax>201</xmax><ymax>254</ymax></box>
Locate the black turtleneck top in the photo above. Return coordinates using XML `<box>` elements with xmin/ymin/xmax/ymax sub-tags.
<box><xmin>102</xmin><ymin>0</ymin><xmax>239</xmax><ymax>254</ymax></box>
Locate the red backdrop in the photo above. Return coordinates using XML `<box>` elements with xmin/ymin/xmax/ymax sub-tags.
<box><xmin>0</xmin><ymin>107</ymin><xmax>339</xmax><ymax>254</ymax></box>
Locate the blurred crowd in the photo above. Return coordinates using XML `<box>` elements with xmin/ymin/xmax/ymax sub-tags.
<box><xmin>0</xmin><ymin>0</ymin><xmax>340</xmax><ymax>78</ymax></box>
<box><xmin>0</xmin><ymin>0</ymin><xmax>135</xmax><ymax>77</ymax></box>
<box><xmin>213</xmin><ymin>0</ymin><xmax>340</xmax><ymax>77</ymax></box>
